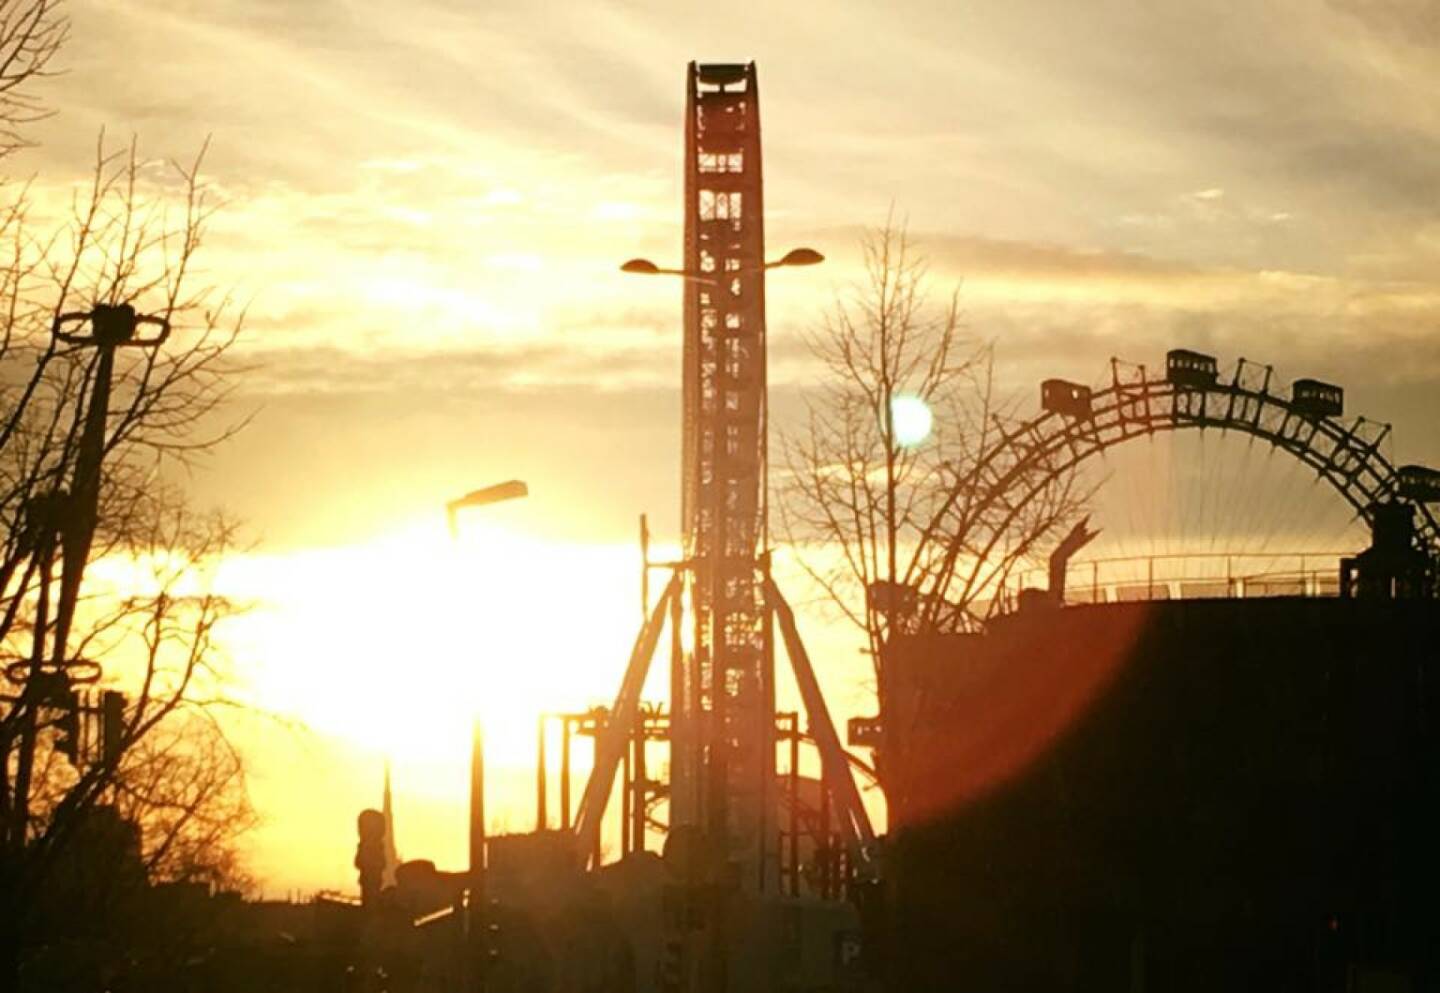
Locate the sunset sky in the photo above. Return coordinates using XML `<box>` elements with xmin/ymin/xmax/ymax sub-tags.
<box><xmin>22</xmin><ymin>0</ymin><xmax>1440</xmax><ymax>894</ymax></box>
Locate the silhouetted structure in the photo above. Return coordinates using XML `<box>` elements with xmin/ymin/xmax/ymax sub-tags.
<box><xmin>856</xmin><ymin>349</ymin><xmax>1440</xmax><ymax>989</ymax></box>
<box><xmin>1342</xmin><ymin>502</ymin><xmax>1436</xmax><ymax>599</ymax></box>
<box><xmin>355</xmin><ymin>808</ymin><xmax>388</xmax><ymax>911</ymax></box>
<box><xmin>882</xmin><ymin>594</ymin><xmax>1440</xmax><ymax>990</ymax></box>
<box><xmin>581</xmin><ymin>60</ymin><xmax>874</xmax><ymax>909</ymax></box>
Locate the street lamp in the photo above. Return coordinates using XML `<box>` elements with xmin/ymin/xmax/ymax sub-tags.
<box><xmin>619</xmin><ymin>246</ymin><xmax>824</xmax><ymax>283</ymax></box>
<box><xmin>445</xmin><ymin>478</ymin><xmax>527</xmax><ymax>993</ymax></box>
<box><xmin>447</xmin><ymin>479</ymin><xmax>529</xmax><ymax>538</ymax></box>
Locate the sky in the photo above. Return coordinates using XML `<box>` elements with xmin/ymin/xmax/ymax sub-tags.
<box><xmin>17</xmin><ymin>0</ymin><xmax>1440</xmax><ymax>893</ymax></box>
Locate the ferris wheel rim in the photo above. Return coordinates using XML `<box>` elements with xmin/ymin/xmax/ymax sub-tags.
<box><xmin>920</xmin><ymin>354</ymin><xmax>1439</xmax><ymax>621</ymax></box>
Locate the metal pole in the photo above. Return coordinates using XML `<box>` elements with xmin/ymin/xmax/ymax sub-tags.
<box><xmin>759</xmin><ymin>552</ymin><xmax>776</xmax><ymax>892</ymax></box>
<box><xmin>633</xmin><ymin>709</ymin><xmax>647</xmax><ymax>854</ymax></box>
<box><xmin>561</xmin><ymin>717</ymin><xmax>572</xmax><ymax>831</ymax></box>
<box><xmin>8</xmin><ymin>541</ymin><xmax>53</xmax><ymax>849</ymax></box>
<box><xmin>468</xmin><ymin>720</ymin><xmax>486</xmax><ymax>993</ymax></box>
<box><xmin>670</xmin><ymin>578</ymin><xmax>690</xmax><ymax>819</ymax></box>
<box><xmin>593</xmin><ymin>741</ymin><xmax>603</xmax><ymax>871</ymax></box>
<box><xmin>49</xmin><ymin>340</ymin><xmax>117</xmax><ymax>668</ymax></box>
<box><xmin>621</xmin><ymin>729</ymin><xmax>632</xmax><ymax>856</ymax></box>
<box><xmin>788</xmin><ymin>712</ymin><xmax>799</xmax><ymax>897</ymax></box>
<box><xmin>819</xmin><ymin>769</ymin><xmax>832</xmax><ymax>899</ymax></box>
<box><xmin>536</xmin><ymin>715</ymin><xmax>548</xmax><ymax>831</ymax></box>
<box><xmin>640</xmin><ymin>513</ymin><xmax>650</xmax><ymax>623</ymax></box>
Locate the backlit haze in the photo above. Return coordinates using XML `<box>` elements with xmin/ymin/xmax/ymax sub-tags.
<box><xmin>27</xmin><ymin>0</ymin><xmax>1440</xmax><ymax>894</ymax></box>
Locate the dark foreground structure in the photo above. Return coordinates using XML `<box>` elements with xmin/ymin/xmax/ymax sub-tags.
<box><xmin>883</xmin><ymin>596</ymin><xmax>1440</xmax><ymax>991</ymax></box>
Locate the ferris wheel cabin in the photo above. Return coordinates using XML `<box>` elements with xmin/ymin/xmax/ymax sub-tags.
<box><xmin>1399</xmin><ymin>464</ymin><xmax>1440</xmax><ymax>503</ymax></box>
<box><xmin>1165</xmin><ymin>348</ymin><xmax>1219</xmax><ymax>388</ymax></box>
<box><xmin>1291</xmin><ymin>377</ymin><xmax>1345</xmax><ymax>418</ymax></box>
<box><xmin>1041</xmin><ymin>379</ymin><xmax>1094</xmax><ymax>419</ymax></box>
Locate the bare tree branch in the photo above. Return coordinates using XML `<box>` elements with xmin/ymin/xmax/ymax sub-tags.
<box><xmin>777</xmin><ymin>215</ymin><xmax>1090</xmax><ymax>818</ymax></box>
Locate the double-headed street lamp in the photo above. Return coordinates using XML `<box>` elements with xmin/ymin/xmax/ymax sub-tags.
<box><xmin>619</xmin><ymin>246</ymin><xmax>824</xmax><ymax>282</ymax></box>
<box><xmin>445</xmin><ymin>478</ymin><xmax>527</xmax><ymax>993</ymax></box>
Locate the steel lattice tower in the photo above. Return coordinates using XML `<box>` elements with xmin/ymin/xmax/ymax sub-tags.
<box><xmin>672</xmin><ymin>62</ymin><xmax>774</xmax><ymax>882</ymax></box>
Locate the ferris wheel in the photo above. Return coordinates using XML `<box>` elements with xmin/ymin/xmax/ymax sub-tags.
<box><xmin>962</xmin><ymin>349</ymin><xmax>1440</xmax><ymax>606</ymax></box>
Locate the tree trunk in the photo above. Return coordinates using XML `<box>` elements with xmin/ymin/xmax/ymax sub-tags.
<box><xmin>0</xmin><ymin>888</ymin><xmax>21</xmax><ymax>993</ymax></box>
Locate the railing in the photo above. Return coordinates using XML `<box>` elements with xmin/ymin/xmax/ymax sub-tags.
<box><xmin>995</xmin><ymin>551</ymin><xmax>1352</xmax><ymax>611</ymax></box>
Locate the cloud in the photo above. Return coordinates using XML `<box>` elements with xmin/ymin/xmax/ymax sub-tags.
<box><xmin>12</xmin><ymin>0</ymin><xmax>1436</xmax><ymax>542</ymax></box>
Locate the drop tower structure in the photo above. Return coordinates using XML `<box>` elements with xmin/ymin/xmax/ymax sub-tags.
<box><xmin>574</xmin><ymin>61</ymin><xmax>872</xmax><ymax>909</ymax></box>
<box><xmin>673</xmin><ymin>61</ymin><xmax>774</xmax><ymax>883</ymax></box>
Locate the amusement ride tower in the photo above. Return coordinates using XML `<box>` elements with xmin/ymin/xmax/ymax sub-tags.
<box><xmin>673</xmin><ymin>61</ymin><xmax>773</xmax><ymax>881</ymax></box>
<box><xmin>575</xmin><ymin>62</ymin><xmax>872</xmax><ymax>907</ymax></box>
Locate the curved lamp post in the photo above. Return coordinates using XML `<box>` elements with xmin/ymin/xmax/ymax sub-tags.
<box><xmin>446</xmin><ymin>479</ymin><xmax>529</xmax><ymax>539</ymax></box>
<box><xmin>445</xmin><ymin>478</ymin><xmax>527</xmax><ymax>993</ymax></box>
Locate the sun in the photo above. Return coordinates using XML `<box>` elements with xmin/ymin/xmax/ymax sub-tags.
<box><xmin>890</xmin><ymin>394</ymin><xmax>933</xmax><ymax>447</ymax></box>
<box><xmin>215</xmin><ymin>519</ymin><xmax>664</xmax><ymax>768</ymax></box>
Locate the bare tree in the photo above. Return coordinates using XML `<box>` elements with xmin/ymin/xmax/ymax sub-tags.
<box><xmin>0</xmin><ymin>0</ymin><xmax>65</xmax><ymax>159</ymax></box>
<box><xmin>0</xmin><ymin>11</ymin><xmax>255</xmax><ymax>983</ymax></box>
<box><xmin>778</xmin><ymin>217</ymin><xmax>1089</xmax><ymax>816</ymax></box>
<box><xmin>18</xmin><ymin>492</ymin><xmax>253</xmax><ymax>877</ymax></box>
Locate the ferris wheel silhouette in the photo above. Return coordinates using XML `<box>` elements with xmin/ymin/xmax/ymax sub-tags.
<box><xmin>950</xmin><ymin>348</ymin><xmax>1440</xmax><ymax>607</ymax></box>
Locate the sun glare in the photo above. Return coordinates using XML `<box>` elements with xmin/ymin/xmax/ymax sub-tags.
<box><xmin>218</xmin><ymin>519</ymin><xmax>658</xmax><ymax>771</ymax></box>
